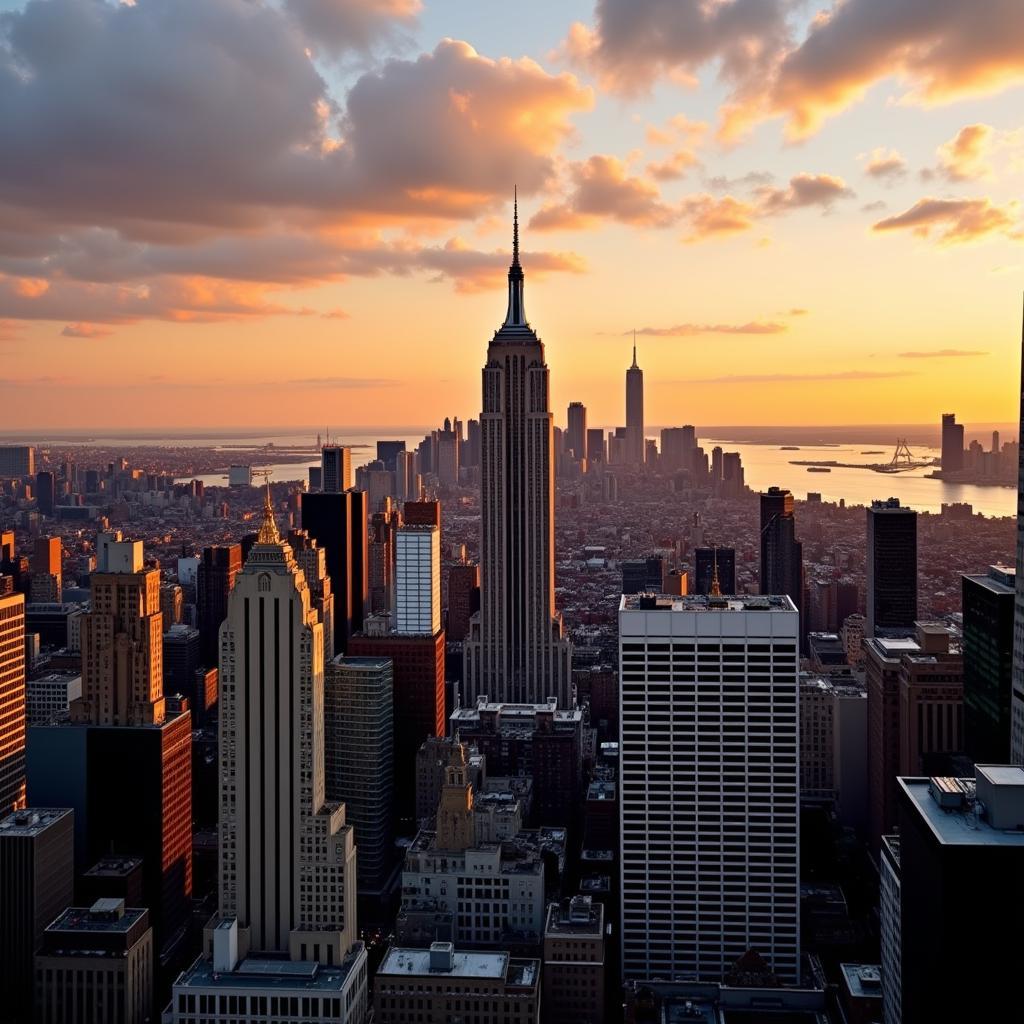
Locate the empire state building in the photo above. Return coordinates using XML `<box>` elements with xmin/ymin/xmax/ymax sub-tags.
<box><xmin>463</xmin><ymin>202</ymin><xmax>572</xmax><ymax>707</ymax></box>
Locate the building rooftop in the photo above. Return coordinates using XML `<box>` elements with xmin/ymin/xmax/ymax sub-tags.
<box><xmin>840</xmin><ymin>964</ymin><xmax>883</xmax><ymax>1000</ymax></box>
<box><xmin>176</xmin><ymin>949</ymin><xmax>364</xmax><ymax>993</ymax></box>
<box><xmin>900</xmin><ymin>767</ymin><xmax>1024</xmax><ymax>847</ymax></box>
<box><xmin>84</xmin><ymin>855</ymin><xmax>143</xmax><ymax>878</ymax></box>
<box><xmin>620</xmin><ymin>593</ymin><xmax>797</xmax><ymax>614</ymax></box>
<box><xmin>48</xmin><ymin>900</ymin><xmax>146</xmax><ymax>934</ymax></box>
<box><xmin>963</xmin><ymin>566</ymin><xmax>1015</xmax><ymax>595</ymax></box>
<box><xmin>0</xmin><ymin>807</ymin><xmax>72</xmax><ymax>838</ymax></box>
<box><xmin>545</xmin><ymin>896</ymin><xmax>603</xmax><ymax>938</ymax></box>
<box><xmin>379</xmin><ymin>946</ymin><xmax>509</xmax><ymax>980</ymax></box>
<box><xmin>329</xmin><ymin>655</ymin><xmax>393</xmax><ymax>671</ymax></box>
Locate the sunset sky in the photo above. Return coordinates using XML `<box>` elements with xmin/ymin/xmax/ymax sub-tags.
<box><xmin>1</xmin><ymin>0</ymin><xmax>1023</xmax><ymax>430</ymax></box>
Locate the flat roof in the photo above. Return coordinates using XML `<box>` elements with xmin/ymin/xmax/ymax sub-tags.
<box><xmin>840</xmin><ymin>964</ymin><xmax>882</xmax><ymax>999</ymax></box>
<box><xmin>900</xmin><ymin>777</ymin><xmax>1024</xmax><ymax>847</ymax></box>
<box><xmin>620</xmin><ymin>593</ymin><xmax>797</xmax><ymax>614</ymax></box>
<box><xmin>48</xmin><ymin>905</ymin><xmax>147</xmax><ymax>934</ymax></box>
<box><xmin>0</xmin><ymin>807</ymin><xmax>72</xmax><ymax>837</ymax></box>
<box><xmin>177</xmin><ymin>952</ymin><xmax>363</xmax><ymax>993</ymax></box>
<box><xmin>977</xmin><ymin>764</ymin><xmax>1024</xmax><ymax>786</ymax></box>
<box><xmin>379</xmin><ymin>948</ymin><xmax>508</xmax><ymax>980</ymax></box>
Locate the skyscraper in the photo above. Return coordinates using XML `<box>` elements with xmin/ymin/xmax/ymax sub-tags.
<box><xmin>759</xmin><ymin>487</ymin><xmax>803</xmax><ymax>633</ymax></box>
<box><xmin>74</xmin><ymin>541</ymin><xmax>165</xmax><ymax>727</ymax></box>
<box><xmin>567</xmin><ymin>402</ymin><xmax>587</xmax><ymax>462</ymax></box>
<box><xmin>940</xmin><ymin>412</ymin><xmax>964</xmax><ymax>472</ymax></box>
<box><xmin>301</xmin><ymin>489</ymin><xmax>368</xmax><ymax>655</ymax></box>
<box><xmin>197</xmin><ymin>544</ymin><xmax>242</xmax><ymax>668</ymax></box>
<box><xmin>625</xmin><ymin>343</ymin><xmax>644</xmax><ymax>466</ymax></box>
<box><xmin>0</xmin><ymin>591</ymin><xmax>26</xmax><ymax>816</ymax></box>
<box><xmin>962</xmin><ymin>566</ymin><xmax>1014</xmax><ymax>764</ymax></box>
<box><xmin>463</xmin><ymin>203</ymin><xmax>572</xmax><ymax>707</ymax></box>
<box><xmin>619</xmin><ymin>593</ymin><xmax>800</xmax><ymax>983</ymax></box>
<box><xmin>217</xmin><ymin>494</ymin><xmax>357</xmax><ymax>962</ymax></box>
<box><xmin>586</xmin><ymin>427</ymin><xmax>605</xmax><ymax>465</ymax></box>
<box><xmin>35</xmin><ymin>470</ymin><xmax>55</xmax><ymax>516</ymax></box>
<box><xmin>866</xmin><ymin>498</ymin><xmax>917</xmax><ymax>637</ymax></box>
<box><xmin>396</xmin><ymin>525</ymin><xmax>440</xmax><ymax>636</ymax></box>
<box><xmin>0</xmin><ymin>807</ymin><xmax>74</xmax><ymax>1023</ymax></box>
<box><xmin>321</xmin><ymin>445</ymin><xmax>352</xmax><ymax>493</ymax></box>
<box><xmin>324</xmin><ymin>656</ymin><xmax>395</xmax><ymax>899</ymax></box>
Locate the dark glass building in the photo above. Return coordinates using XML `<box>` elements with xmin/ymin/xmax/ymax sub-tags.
<box><xmin>866</xmin><ymin>498</ymin><xmax>917</xmax><ymax>637</ymax></box>
<box><xmin>35</xmin><ymin>471</ymin><xmax>55</xmax><ymax>517</ymax></box>
<box><xmin>196</xmin><ymin>545</ymin><xmax>241</xmax><ymax>668</ymax></box>
<box><xmin>621</xmin><ymin>557</ymin><xmax>664</xmax><ymax>595</ymax></box>
<box><xmin>693</xmin><ymin>547</ymin><xmax>736</xmax><ymax>595</ymax></box>
<box><xmin>759</xmin><ymin>487</ymin><xmax>804</xmax><ymax>631</ymax></box>
<box><xmin>962</xmin><ymin>565</ymin><xmax>1014</xmax><ymax>763</ymax></box>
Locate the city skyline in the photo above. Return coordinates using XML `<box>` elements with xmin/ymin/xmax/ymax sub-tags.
<box><xmin>2</xmin><ymin>0</ymin><xmax>1023</xmax><ymax>429</ymax></box>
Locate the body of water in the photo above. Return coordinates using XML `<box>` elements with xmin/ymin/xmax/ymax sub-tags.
<box><xmin>11</xmin><ymin>427</ymin><xmax>1014</xmax><ymax>518</ymax></box>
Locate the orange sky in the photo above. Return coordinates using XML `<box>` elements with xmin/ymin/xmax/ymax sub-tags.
<box><xmin>1</xmin><ymin>0</ymin><xmax>1022</xmax><ymax>430</ymax></box>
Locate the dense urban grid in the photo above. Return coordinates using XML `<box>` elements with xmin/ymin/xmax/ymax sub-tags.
<box><xmin>0</xmin><ymin>230</ymin><xmax>1021</xmax><ymax>1024</ymax></box>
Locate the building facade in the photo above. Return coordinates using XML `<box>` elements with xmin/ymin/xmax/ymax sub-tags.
<box><xmin>542</xmin><ymin>896</ymin><xmax>604</xmax><ymax>1024</ymax></box>
<box><xmin>619</xmin><ymin>594</ymin><xmax>800</xmax><ymax>983</ymax></box>
<box><xmin>759</xmin><ymin>488</ymin><xmax>803</xmax><ymax>639</ymax></box>
<box><xmin>0</xmin><ymin>591</ymin><xmax>26</xmax><ymax>815</ymax></box>
<box><xmin>463</xmin><ymin>207</ymin><xmax>572</xmax><ymax>708</ymax></box>
<box><xmin>866</xmin><ymin>499</ymin><xmax>917</xmax><ymax>638</ymax></box>
<box><xmin>197</xmin><ymin>545</ymin><xmax>242</xmax><ymax>669</ymax></box>
<box><xmin>217</xmin><ymin>497</ymin><xmax>357</xmax><ymax>963</ymax></box>
<box><xmin>396</xmin><ymin>525</ymin><xmax>440</xmax><ymax>635</ymax></box>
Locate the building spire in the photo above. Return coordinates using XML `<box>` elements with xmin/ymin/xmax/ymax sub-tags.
<box><xmin>503</xmin><ymin>187</ymin><xmax>526</xmax><ymax>327</ymax></box>
<box><xmin>710</xmin><ymin>547</ymin><xmax>722</xmax><ymax>597</ymax></box>
<box><xmin>631</xmin><ymin>329</ymin><xmax>638</xmax><ymax>368</ymax></box>
<box><xmin>256</xmin><ymin>479</ymin><xmax>280</xmax><ymax>546</ymax></box>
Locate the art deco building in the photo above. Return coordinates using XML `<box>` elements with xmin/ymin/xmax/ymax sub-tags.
<box><xmin>217</xmin><ymin>493</ymin><xmax>357</xmax><ymax>963</ymax></box>
<box><xmin>464</xmin><ymin>204</ymin><xmax>572</xmax><ymax>707</ymax></box>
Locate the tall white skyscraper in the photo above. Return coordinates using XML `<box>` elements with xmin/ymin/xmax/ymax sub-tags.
<box><xmin>217</xmin><ymin>493</ymin><xmax>357</xmax><ymax>964</ymax></box>
<box><xmin>625</xmin><ymin>343</ymin><xmax>644</xmax><ymax>466</ymax></box>
<box><xmin>463</xmin><ymin>201</ymin><xmax>572</xmax><ymax>707</ymax></box>
<box><xmin>619</xmin><ymin>593</ymin><xmax>800</xmax><ymax>983</ymax></box>
<box><xmin>321</xmin><ymin>445</ymin><xmax>352</xmax><ymax>494</ymax></box>
<box><xmin>395</xmin><ymin>525</ymin><xmax>440</xmax><ymax>635</ymax></box>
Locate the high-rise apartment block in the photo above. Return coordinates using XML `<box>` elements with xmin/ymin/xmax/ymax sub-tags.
<box><xmin>217</xmin><ymin>499</ymin><xmax>357</xmax><ymax>963</ymax></box>
<box><xmin>962</xmin><ymin>566</ymin><xmax>1014</xmax><ymax>764</ymax></box>
<box><xmin>197</xmin><ymin>544</ymin><xmax>242</xmax><ymax>668</ymax></box>
<box><xmin>619</xmin><ymin>594</ymin><xmax>800</xmax><ymax>983</ymax></box>
<box><xmin>464</xmin><ymin>208</ymin><xmax>571</xmax><ymax>708</ymax></box>
<box><xmin>321</xmin><ymin>445</ymin><xmax>352</xmax><ymax>493</ymax></box>
<box><xmin>866</xmin><ymin>499</ymin><xmax>917</xmax><ymax>637</ymax></box>
<box><xmin>396</xmin><ymin>525</ymin><xmax>440</xmax><ymax>635</ymax></box>
<box><xmin>0</xmin><ymin>591</ymin><xmax>27</xmax><ymax>815</ymax></box>
<box><xmin>0</xmin><ymin>807</ymin><xmax>75</xmax><ymax>1022</ymax></box>
<box><xmin>324</xmin><ymin>656</ymin><xmax>395</xmax><ymax>898</ymax></box>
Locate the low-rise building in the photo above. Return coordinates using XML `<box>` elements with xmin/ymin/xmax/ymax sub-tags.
<box><xmin>169</xmin><ymin>921</ymin><xmax>368</xmax><ymax>1024</ymax></box>
<box><xmin>26</xmin><ymin>671</ymin><xmax>82</xmax><ymax>725</ymax></box>
<box><xmin>374</xmin><ymin>942</ymin><xmax>540</xmax><ymax>1024</ymax></box>
<box><xmin>34</xmin><ymin>899</ymin><xmax>153</xmax><ymax>1024</ymax></box>
<box><xmin>542</xmin><ymin>896</ymin><xmax>605</xmax><ymax>1024</ymax></box>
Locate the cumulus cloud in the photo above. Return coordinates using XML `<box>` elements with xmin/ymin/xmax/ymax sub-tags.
<box><xmin>679</xmin><ymin>194</ymin><xmax>758</xmax><ymax>242</ymax></box>
<box><xmin>647</xmin><ymin>150</ymin><xmax>700</xmax><ymax>182</ymax></box>
<box><xmin>756</xmin><ymin>173</ymin><xmax>854</xmax><ymax>214</ymax></box>
<box><xmin>284</xmin><ymin>0</ymin><xmax>421</xmax><ymax>56</ymax></box>
<box><xmin>561</xmin><ymin>0</ymin><xmax>790</xmax><ymax>96</ymax></box>
<box><xmin>530</xmin><ymin>155</ymin><xmax>678</xmax><ymax>230</ymax></box>
<box><xmin>60</xmin><ymin>323</ymin><xmax>113</xmax><ymax>339</ymax></box>
<box><xmin>565</xmin><ymin>1</ymin><xmax>1024</xmax><ymax>140</ymax></box>
<box><xmin>872</xmin><ymin>197</ymin><xmax>1021</xmax><ymax>244</ymax></box>
<box><xmin>863</xmin><ymin>147</ymin><xmax>907</xmax><ymax>180</ymax></box>
<box><xmin>935</xmin><ymin>124</ymin><xmax>995</xmax><ymax>181</ymax></box>
<box><xmin>632</xmin><ymin>321</ymin><xmax>787</xmax><ymax>337</ymax></box>
<box><xmin>0</xmin><ymin>0</ymin><xmax>593</xmax><ymax>326</ymax></box>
